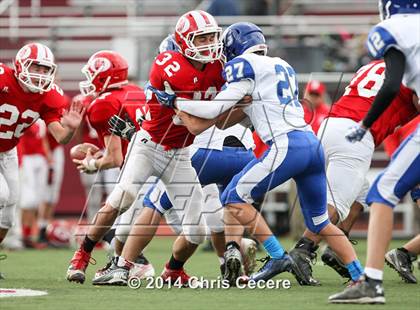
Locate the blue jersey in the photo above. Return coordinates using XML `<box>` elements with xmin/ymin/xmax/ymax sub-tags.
<box><xmin>366</xmin><ymin>14</ymin><xmax>420</xmax><ymax>96</ymax></box>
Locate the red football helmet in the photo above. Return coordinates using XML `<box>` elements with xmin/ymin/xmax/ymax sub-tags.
<box><xmin>79</xmin><ymin>50</ymin><xmax>128</xmax><ymax>96</ymax></box>
<box><xmin>175</xmin><ymin>10</ymin><xmax>223</xmax><ymax>63</ymax></box>
<box><xmin>46</xmin><ymin>220</ymin><xmax>73</xmax><ymax>248</ymax></box>
<box><xmin>14</xmin><ymin>42</ymin><xmax>57</xmax><ymax>93</ymax></box>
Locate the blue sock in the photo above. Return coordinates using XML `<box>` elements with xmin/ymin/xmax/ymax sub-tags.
<box><xmin>262</xmin><ymin>235</ymin><xmax>285</xmax><ymax>259</ymax></box>
<box><xmin>346</xmin><ymin>260</ymin><xmax>364</xmax><ymax>281</ymax></box>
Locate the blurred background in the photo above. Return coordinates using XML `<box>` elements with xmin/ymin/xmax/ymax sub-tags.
<box><xmin>0</xmin><ymin>0</ymin><xmax>417</xmax><ymax>249</ymax></box>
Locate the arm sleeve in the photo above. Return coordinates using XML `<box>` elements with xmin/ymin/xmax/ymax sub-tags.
<box><xmin>362</xmin><ymin>48</ymin><xmax>406</xmax><ymax>128</ymax></box>
<box><xmin>176</xmin><ymin>79</ymin><xmax>253</xmax><ymax>119</ymax></box>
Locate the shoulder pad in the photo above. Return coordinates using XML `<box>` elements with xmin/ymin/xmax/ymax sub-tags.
<box><xmin>366</xmin><ymin>25</ymin><xmax>398</xmax><ymax>59</ymax></box>
<box><xmin>223</xmin><ymin>56</ymin><xmax>255</xmax><ymax>83</ymax></box>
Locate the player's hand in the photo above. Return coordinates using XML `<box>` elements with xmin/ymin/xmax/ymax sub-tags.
<box><xmin>148</xmin><ymin>81</ymin><xmax>177</xmax><ymax>109</ymax></box>
<box><xmin>237</xmin><ymin>95</ymin><xmax>253</xmax><ymax>107</ymax></box>
<box><xmin>73</xmin><ymin>148</ymin><xmax>97</xmax><ymax>174</ymax></box>
<box><xmin>345</xmin><ymin>124</ymin><xmax>367</xmax><ymax>142</ymax></box>
<box><xmin>108</xmin><ymin>115</ymin><xmax>136</xmax><ymax>141</ymax></box>
<box><xmin>61</xmin><ymin>100</ymin><xmax>85</xmax><ymax>130</ymax></box>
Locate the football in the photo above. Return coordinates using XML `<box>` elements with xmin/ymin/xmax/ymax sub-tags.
<box><xmin>69</xmin><ymin>143</ymin><xmax>102</xmax><ymax>160</ymax></box>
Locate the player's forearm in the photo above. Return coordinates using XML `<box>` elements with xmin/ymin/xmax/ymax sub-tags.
<box><xmin>177</xmin><ymin>111</ymin><xmax>218</xmax><ymax>135</ymax></box>
<box><xmin>94</xmin><ymin>154</ymin><xmax>123</xmax><ymax>171</ymax></box>
<box><xmin>48</xmin><ymin>122</ymin><xmax>76</xmax><ymax>144</ymax></box>
<box><xmin>362</xmin><ymin>48</ymin><xmax>406</xmax><ymax>129</ymax></box>
<box><xmin>176</xmin><ymin>80</ymin><xmax>252</xmax><ymax>119</ymax></box>
<box><xmin>215</xmin><ymin>108</ymin><xmax>247</xmax><ymax>130</ymax></box>
<box><xmin>96</xmin><ymin>135</ymin><xmax>124</xmax><ymax>170</ymax></box>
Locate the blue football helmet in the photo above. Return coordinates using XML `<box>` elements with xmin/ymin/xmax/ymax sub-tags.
<box><xmin>158</xmin><ymin>34</ymin><xmax>180</xmax><ymax>53</ymax></box>
<box><xmin>222</xmin><ymin>22</ymin><xmax>268</xmax><ymax>62</ymax></box>
<box><xmin>378</xmin><ymin>0</ymin><xmax>420</xmax><ymax>20</ymax></box>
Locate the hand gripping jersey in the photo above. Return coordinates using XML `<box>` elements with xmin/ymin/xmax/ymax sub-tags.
<box><xmin>144</xmin><ymin>51</ymin><xmax>225</xmax><ymax>149</ymax></box>
<box><xmin>366</xmin><ymin>14</ymin><xmax>420</xmax><ymax>96</ymax></box>
<box><xmin>224</xmin><ymin>53</ymin><xmax>309</xmax><ymax>142</ymax></box>
<box><xmin>86</xmin><ymin>83</ymin><xmax>144</xmax><ymax>157</ymax></box>
<box><xmin>329</xmin><ymin>60</ymin><xmax>417</xmax><ymax>146</ymax></box>
<box><xmin>0</xmin><ymin>63</ymin><xmax>67</xmax><ymax>152</ymax></box>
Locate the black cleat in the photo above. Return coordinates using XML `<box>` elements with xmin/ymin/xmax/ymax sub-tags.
<box><xmin>321</xmin><ymin>246</ymin><xmax>351</xmax><ymax>280</ymax></box>
<box><xmin>289</xmin><ymin>237</ymin><xmax>320</xmax><ymax>285</ymax></box>
<box><xmin>223</xmin><ymin>247</ymin><xmax>242</xmax><ymax>286</ymax></box>
<box><xmin>249</xmin><ymin>255</ymin><xmax>292</xmax><ymax>282</ymax></box>
<box><xmin>329</xmin><ymin>276</ymin><xmax>385</xmax><ymax>304</ymax></box>
<box><xmin>385</xmin><ymin>248</ymin><xmax>417</xmax><ymax>284</ymax></box>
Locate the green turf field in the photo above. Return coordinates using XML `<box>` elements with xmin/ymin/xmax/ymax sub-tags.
<box><xmin>1</xmin><ymin>237</ymin><xmax>419</xmax><ymax>310</ymax></box>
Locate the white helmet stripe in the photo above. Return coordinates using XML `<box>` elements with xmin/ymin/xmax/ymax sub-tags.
<box><xmin>191</xmin><ymin>10</ymin><xmax>206</xmax><ymax>29</ymax></box>
<box><xmin>35</xmin><ymin>43</ymin><xmax>46</xmax><ymax>60</ymax></box>
<box><xmin>203</xmin><ymin>11</ymin><xmax>217</xmax><ymax>26</ymax></box>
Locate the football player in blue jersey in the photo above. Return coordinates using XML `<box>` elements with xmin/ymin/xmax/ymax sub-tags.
<box><xmin>330</xmin><ymin>0</ymin><xmax>420</xmax><ymax>304</ymax></box>
<box><xmin>150</xmin><ymin>22</ymin><xmax>364</xmax><ymax>287</ymax></box>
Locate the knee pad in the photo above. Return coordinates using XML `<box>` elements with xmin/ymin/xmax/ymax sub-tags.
<box><xmin>202</xmin><ymin>184</ymin><xmax>224</xmax><ymax>233</ymax></box>
<box><xmin>183</xmin><ymin>221</ymin><xmax>206</xmax><ymax>245</ymax></box>
<box><xmin>106</xmin><ymin>183</ymin><xmax>138</xmax><ymax>213</ymax></box>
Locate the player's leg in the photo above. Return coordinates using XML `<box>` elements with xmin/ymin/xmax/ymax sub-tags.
<box><xmin>99</xmin><ymin>181</ymin><xmax>175</xmax><ymax>285</ymax></box>
<box><xmin>20</xmin><ymin>155</ymin><xmax>46</xmax><ymax>248</ymax></box>
<box><xmin>158</xmin><ymin>148</ymin><xmax>206</xmax><ymax>285</ymax></box>
<box><xmin>0</xmin><ymin>148</ymin><xmax>19</xmax><ymax>243</ymax></box>
<box><xmin>67</xmin><ymin>137</ymin><xmax>155</xmax><ymax>283</ymax></box>
<box><xmin>329</xmin><ymin>128</ymin><xmax>420</xmax><ymax>304</ymax></box>
<box><xmin>222</xmin><ymin>135</ymin><xmax>310</xmax><ymax>285</ymax></box>
<box><xmin>292</xmin><ymin>141</ymin><xmax>362</xmax><ymax>286</ymax></box>
<box><xmin>39</xmin><ymin>146</ymin><xmax>65</xmax><ymax>243</ymax></box>
<box><xmin>292</xmin><ymin>118</ymin><xmax>372</xmax><ymax>280</ymax></box>
<box><xmin>385</xmin><ymin>188</ymin><xmax>420</xmax><ymax>283</ymax></box>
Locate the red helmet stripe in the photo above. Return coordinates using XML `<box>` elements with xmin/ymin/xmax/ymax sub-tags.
<box><xmin>190</xmin><ymin>10</ymin><xmax>206</xmax><ymax>29</ymax></box>
<box><xmin>200</xmin><ymin>11</ymin><xmax>211</xmax><ymax>25</ymax></box>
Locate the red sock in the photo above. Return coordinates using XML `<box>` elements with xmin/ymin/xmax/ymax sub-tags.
<box><xmin>22</xmin><ymin>225</ymin><xmax>31</xmax><ymax>239</ymax></box>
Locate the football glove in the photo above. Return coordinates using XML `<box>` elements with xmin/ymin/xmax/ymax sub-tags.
<box><xmin>108</xmin><ymin>115</ymin><xmax>136</xmax><ymax>141</ymax></box>
<box><xmin>147</xmin><ymin>81</ymin><xmax>177</xmax><ymax>109</ymax></box>
<box><xmin>345</xmin><ymin>124</ymin><xmax>367</xmax><ymax>142</ymax></box>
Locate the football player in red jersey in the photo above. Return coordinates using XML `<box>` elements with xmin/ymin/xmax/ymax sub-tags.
<box><xmin>66</xmin><ymin>50</ymin><xmax>156</xmax><ymax>284</ymax></box>
<box><xmin>67</xmin><ymin>10</ymin><xmax>226</xmax><ymax>286</ymax></box>
<box><xmin>0</xmin><ymin>43</ymin><xmax>84</xmax><ymax>244</ymax></box>
<box><xmin>288</xmin><ymin>60</ymin><xmax>418</xmax><ymax>283</ymax></box>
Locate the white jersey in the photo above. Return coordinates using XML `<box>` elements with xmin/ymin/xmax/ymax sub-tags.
<box><xmin>366</xmin><ymin>14</ymin><xmax>420</xmax><ymax>96</ymax></box>
<box><xmin>176</xmin><ymin>53</ymin><xmax>309</xmax><ymax>143</ymax></box>
<box><xmin>192</xmin><ymin>124</ymin><xmax>254</xmax><ymax>151</ymax></box>
<box><xmin>232</xmin><ymin>53</ymin><xmax>309</xmax><ymax>142</ymax></box>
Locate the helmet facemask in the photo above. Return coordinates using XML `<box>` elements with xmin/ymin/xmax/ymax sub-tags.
<box><xmin>181</xmin><ymin>28</ymin><xmax>223</xmax><ymax>63</ymax></box>
<box><xmin>16</xmin><ymin>58</ymin><xmax>57</xmax><ymax>93</ymax></box>
<box><xmin>79</xmin><ymin>59</ymin><xmax>112</xmax><ymax>97</ymax></box>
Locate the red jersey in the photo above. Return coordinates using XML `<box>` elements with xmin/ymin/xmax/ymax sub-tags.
<box><xmin>383</xmin><ymin>115</ymin><xmax>420</xmax><ymax>156</ymax></box>
<box><xmin>46</xmin><ymin>94</ymin><xmax>70</xmax><ymax>151</ymax></box>
<box><xmin>86</xmin><ymin>83</ymin><xmax>143</xmax><ymax>156</ymax></box>
<box><xmin>252</xmin><ymin>131</ymin><xmax>268</xmax><ymax>158</ymax></box>
<box><xmin>18</xmin><ymin>120</ymin><xmax>46</xmax><ymax>156</ymax></box>
<box><xmin>303</xmin><ymin>102</ymin><xmax>330</xmax><ymax>134</ymax></box>
<box><xmin>143</xmin><ymin>51</ymin><xmax>225</xmax><ymax>150</ymax></box>
<box><xmin>330</xmin><ymin>60</ymin><xmax>417</xmax><ymax>146</ymax></box>
<box><xmin>0</xmin><ymin>63</ymin><xmax>67</xmax><ymax>152</ymax></box>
